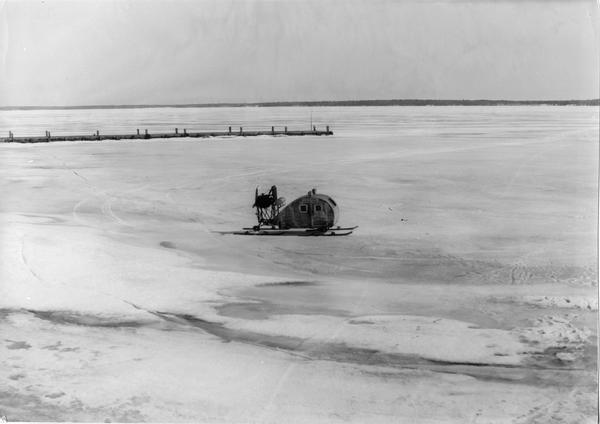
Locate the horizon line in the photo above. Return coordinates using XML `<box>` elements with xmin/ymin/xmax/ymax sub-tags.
<box><xmin>1</xmin><ymin>98</ymin><xmax>598</xmax><ymax>111</ymax></box>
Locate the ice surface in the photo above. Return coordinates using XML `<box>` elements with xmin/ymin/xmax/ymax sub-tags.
<box><xmin>0</xmin><ymin>106</ymin><xmax>597</xmax><ymax>422</ymax></box>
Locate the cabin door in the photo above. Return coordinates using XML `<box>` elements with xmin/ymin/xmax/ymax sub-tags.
<box><xmin>312</xmin><ymin>203</ymin><xmax>327</xmax><ymax>228</ymax></box>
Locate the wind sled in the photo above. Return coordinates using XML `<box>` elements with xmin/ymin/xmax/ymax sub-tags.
<box><xmin>230</xmin><ymin>186</ymin><xmax>357</xmax><ymax>236</ymax></box>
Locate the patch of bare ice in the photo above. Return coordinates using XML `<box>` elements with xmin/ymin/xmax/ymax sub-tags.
<box><xmin>223</xmin><ymin>314</ymin><xmax>529</xmax><ymax>365</ymax></box>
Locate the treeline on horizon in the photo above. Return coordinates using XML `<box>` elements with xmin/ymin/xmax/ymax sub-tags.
<box><xmin>2</xmin><ymin>99</ymin><xmax>598</xmax><ymax>110</ymax></box>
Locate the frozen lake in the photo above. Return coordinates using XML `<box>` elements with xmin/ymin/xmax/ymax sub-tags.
<box><xmin>0</xmin><ymin>106</ymin><xmax>598</xmax><ymax>422</ymax></box>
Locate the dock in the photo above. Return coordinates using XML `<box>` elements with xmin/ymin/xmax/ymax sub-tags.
<box><xmin>1</xmin><ymin>126</ymin><xmax>333</xmax><ymax>143</ymax></box>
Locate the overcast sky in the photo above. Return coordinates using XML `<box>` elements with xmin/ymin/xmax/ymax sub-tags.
<box><xmin>0</xmin><ymin>0</ymin><xmax>598</xmax><ymax>106</ymax></box>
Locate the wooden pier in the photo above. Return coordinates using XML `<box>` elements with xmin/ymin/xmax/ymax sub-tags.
<box><xmin>2</xmin><ymin>126</ymin><xmax>333</xmax><ymax>143</ymax></box>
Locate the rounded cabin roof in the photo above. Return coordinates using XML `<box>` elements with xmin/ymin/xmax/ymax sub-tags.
<box><xmin>292</xmin><ymin>193</ymin><xmax>338</xmax><ymax>209</ymax></box>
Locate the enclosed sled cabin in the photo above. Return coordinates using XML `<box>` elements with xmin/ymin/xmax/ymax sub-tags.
<box><xmin>276</xmin><ymin>189</ymin><xmax>339</xmax><ymax>229</ymax></box>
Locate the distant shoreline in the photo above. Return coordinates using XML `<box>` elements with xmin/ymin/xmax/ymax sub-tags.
<box><xmin>1</xmin><ymin>99</ymin><xmax>598</xmax><ymax>111</ymax></box>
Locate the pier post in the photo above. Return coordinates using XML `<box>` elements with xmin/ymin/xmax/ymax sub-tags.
<box><xmin>46</xmin><ymin>131</ymin><xmax>51</xmax><ymax>140</ymax></box>
<box><xmin>285</xmin><ymin>126</ymin><xmax>287</xmax><ymax>134</ymax></box>
<box><xmin>137</xmin><ymin>129</ymin><xmax>140</xmax><ymax>136</ymax></box>
<box><xmin>9</xmin><ymin>131</ymin><xmax>13</xmax><ymax>141</ymax></box>
<box><xmin>144</xmin><ymin>129</ymin><xmax>149</xmax><ymax>139</ymax></box>
<box><xmin>184</xmin><ymin>129</ymin><xmax>187</xmax><ymax>136</ymax></box>
<box><xmin>96</xmin><ymin>130</ymin><xmax>100</xmax><ymax>137</ymax></box>
<box><xmin>313</xmin><ymin>125</ymin><xmax>316</xmax><ymax>132</ymax></box>
<box><xmin>175</xmin><ymin>128</ymin><xmax>178</xmax><ymax>134</ymax></box>
<box><xmin>271</xmin><ymin>126</ymin><xmax>274</xmax><ymax>135</ymax></box>
<box><xmin>239</xmin><ymin>127</ymin><xmax>243</xmax><ymax>135</ymax></box>
<box><xmin>228</xmin><ymin>126</ymin><xmax>231</xmax><ymax>135</ymax></box>
<box><xmin>326</xmin><ymin>125</ymin><xmax>329</xmax><ymax>133</ymax></box>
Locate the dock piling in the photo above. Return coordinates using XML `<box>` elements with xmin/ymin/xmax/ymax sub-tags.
<box><xmin>285</xmin><ymin>126</ymin><xmax>287</xmax><ymax>134</ymax></box>
<box><xmin>175</xmin><ymin>128</ymin><xmax>178</xmax><ymax>134</ymax></box>
<box><xmin>184</xmin><ymin>129</ymin><xmax>187</xmax><ymax>136</ymax></box>
<box><xmin>228</xmin><ymin>126</ymin><xmax>231</xmax><ymax>135</ymax></box>
<box><xmin>144</xmin><ymin>129</ymin><xmax>149</xmax><ymax>139</ymax></box>
<box><xmin>137</xmin><ymin>129</ymin><xmax>140</xmax><ymax>136</ymax></box>
<box><xmin>239</xmin><ymin>127</ymin><xmax>243</xmax><ymax>135</ymax></box>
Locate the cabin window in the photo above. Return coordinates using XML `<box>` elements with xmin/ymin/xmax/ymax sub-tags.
<box><xmin>314</xmin><ymin>204</ymin><xmax>322</xmax><ymax>212</ymax></box>
<box><xmin>299</xmin><ymin>204</ymin><xmax>308</xmax><ymax>213</ymax></box>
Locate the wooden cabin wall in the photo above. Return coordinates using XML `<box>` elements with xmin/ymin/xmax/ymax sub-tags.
<box><xmin>277</xmin><ymin>195</ymin><xmax>338</xmax><ymax>229</ymax></box>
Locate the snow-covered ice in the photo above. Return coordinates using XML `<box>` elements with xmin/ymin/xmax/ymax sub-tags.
<box><xmin>0</xmin><ymin>106</ymin><xmax>597</xmax><ymax>422</ymax></box>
